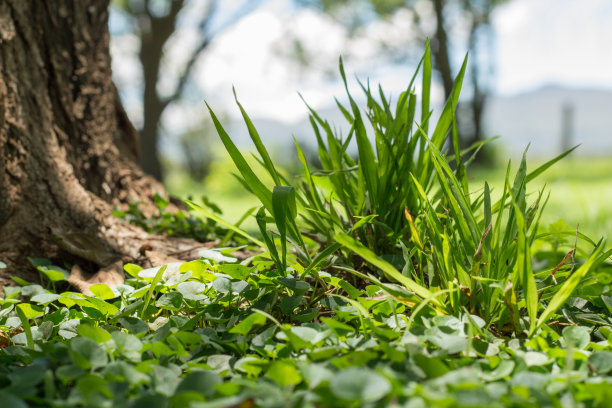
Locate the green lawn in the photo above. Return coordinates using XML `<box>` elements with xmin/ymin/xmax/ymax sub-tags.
<box><xmin>471</xmin><ymin>157</ymin><xmax>612</xmax><ymax>240</ymax></box>
<box><xmin>168</xmin><ymin>154</ymin><xmax>612</xmax><ymax>241</ymax></box>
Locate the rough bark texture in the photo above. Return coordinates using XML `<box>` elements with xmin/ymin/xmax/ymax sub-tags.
<box><xmin>0</xmin><ymin>0</ymin><xmax>207</xmax><ymax>287</ymax></box>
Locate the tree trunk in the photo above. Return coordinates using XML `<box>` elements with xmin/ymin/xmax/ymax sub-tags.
<box><xmin>137</xmin><ymin>0</ymin><xmax>185</xmax><ymax>181</ymax></box>
<box><xmin>431</xmin><ymin>0</ymin><xmax>453</xmax><ymax>99</ymax></box>
<box><xmin>0</xmin><ymin>0</ymin><xmax>206</xmax><ymax>287</ymax></box>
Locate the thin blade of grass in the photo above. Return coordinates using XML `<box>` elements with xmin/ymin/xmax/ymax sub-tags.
<box><xmin>15</xmin><ymin>305</ymin><xmax>34</xmax><ymax>348</ymax></box>
<box><xmin>339</xmin><ymin>57</ymin><xmax>379</xmax><ymax>210</ymax></box>
<box><xmin>256</xmin><ymin>208</ymin><xmax>282</xmax><ymax>272</ymax></box>
<box><xmin>272</xmin><ymin>186</ymin><xmax>297</xmax><ymax>272</ymax></box>
<box><xmin>233</xmin><ymin>89</ymin><xmax>281</xmax><ymax>186</ymax></box>
<box><xmin>206</xmin><ymin>103</ymin><xmax>273</xmax><ymax>211</ymax></box>
<box><xmin>302</xmin><ymin>243</ymin><xmax>342</xmax><ymax>278</ymax></box>
<box><xmin>421</xmin><ymin>39</ymin><xmax>431</xmax><ymax>135</ymax></box>
<box><xmin>430</xmin><ymin>55</ymin><xmax>467</xmax><ymax>149</ymax></box>
<box><xmin>526</xmin><ymin>145</ymin><xmax>579</xmax><ymax>183</ymax></box>
<box><xmin>334</xmin><ymin>232</ymin><xmax>440</xmax><ymax>305</ymax></box>
<box><xmin>187</xmin><ymin>201</ymin><xmax>265</xmax><ymax>248</ymax></box>
<box><xmin>219</xmin><ymin>206</ymin><xmax>258</xmax><ymax>246</ymax></box>
<box><xmin>512</xmin><ymin>199</ymin><xmax>538</xmax><ymax>335</ymax></box>
<box><xmin>141</xmin><ymin>265</ymin><xmax>166</xmax><ymax>318</ymax></box>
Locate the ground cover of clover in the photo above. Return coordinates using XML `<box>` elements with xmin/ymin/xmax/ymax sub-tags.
<box><xmin>2</xmin><ymin>251</ymin><xmax>612</xmax><ymax>407</ymax></box>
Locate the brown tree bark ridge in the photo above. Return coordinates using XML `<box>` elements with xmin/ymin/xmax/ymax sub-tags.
<box><xmin>0</xmin><ymin>0</ymin><xmax>208</xmax><ymax>287</ymax></box>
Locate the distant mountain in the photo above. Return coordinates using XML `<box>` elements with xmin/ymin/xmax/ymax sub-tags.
<box><xmin>228</xmin><ymin>86</ymin><xmax>612</xmax><ymax>158</ymax></box>
<box><xmin>483</xmin><ymin>85</ymin><xmax>612</xmax><ymax>156</ymax></box>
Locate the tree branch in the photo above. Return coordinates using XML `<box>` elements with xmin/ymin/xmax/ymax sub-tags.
<box><xmin>162</xmin><ymin>0</ymin><xmax>218</xmax><ymax>109</ymax></box>
<box><xmin>162</xmin><ymin>0</ymin><xmax>264</xmax><ymax>108</ymax></box>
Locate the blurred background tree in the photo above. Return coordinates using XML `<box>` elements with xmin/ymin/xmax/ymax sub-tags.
<box><xmin>107</xmin><ymin>0</ymin><xmax>612</xmax><ymax>238</ymax></box>
<box><xmin>110</xmin><ymin>0</ymin><xmax>508</xmax><ymax>182</ymax></box>
<box><xmin>111</xmin><ymin>0</ymin><xmax>262</xmax><ymax>180</ymax></box>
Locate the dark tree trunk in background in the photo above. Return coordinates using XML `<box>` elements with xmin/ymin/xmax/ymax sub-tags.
<box><xmin>0</xmin><ymin>0</ymin><xmax>205</xmax><ymax>287</ymax></box>
<box><xmin>431</xmin><ymin>0</ymin><xmax>453</xmax><ymax>99</ymax></box>
<box><xmin>137</xmin><ymin>0</ymin><xmax>186</xmax><ymax>181</ymax></box>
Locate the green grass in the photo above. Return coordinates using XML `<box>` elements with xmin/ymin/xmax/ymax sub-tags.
<box><xmin>166</xmin><ymin>155</ymin><xmax>612</xmax><ymax>243</ymax></box>
<box><xmin>3</xmin><ymin>45</ymin><xmax>612</xmax><ymax>407</ymax></box>
<box><xmin>471</xmin><ymin>157</ymin><xmax>612</xmax><ymax>240</ymax></box>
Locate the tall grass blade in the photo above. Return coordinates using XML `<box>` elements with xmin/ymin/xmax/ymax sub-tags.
<box><xmin>339</xmin><ymin>57</ymin><xmax>379</xmax><ymax>210</ymax></box>
<box><xmin>206</xmin><ymin>103</ymin><xmax>273</xmax><ymax>211</ymax></box>
<box><xmin>15</xmin><ymin>305</ymin><xmax>34</xmax><ymax>348</ymax></box>
<box><xmin>142</xmin><ymin>265</ymin><xmax>166</xmax><ymax>318</ymax></box>
<box><xmin>272</xmin><ymin>186</ymin><xmax>297</xmax><ymax>272</ymax></box>
<box><xmin>302</xmin><ymin>243</ymin><xmax>342</xmax><ymax>278</ymax></box>
<box><xmin>187</xmin><ymin>201</ymin><xmax>265</xmax><ymax>248</ymax></box>
<box><xmin>256</xmin><ymin>208</ymin><xmax>282</xmax><ymax>272</ymax></box>
<box><xmin>526</xmin><ymin>145</ymin><xmax>579</xmax><ymax>183</ymax></box>
<box><xmin>421</xmin><ymin>39</ymin><xmax>431</xmax><ymax>135</ymax></box>
<box><xmin>233</xmin><ymin>89</ymin><xmax>281</xmax><ymax>186</ymax></box>
<box><xmin>512</xmin><ymin>200</ymin><xmax>538</xmax><ymax>335</ymax></box>
<box><xmin>334</xmin><ymin>233</ymin><xmax>439</xmax><ymax>305</ymax></box>
<box><xmin>430</xmin><ymin>55</ymin><xmax>467</xmax><ymax>149</ymax></box>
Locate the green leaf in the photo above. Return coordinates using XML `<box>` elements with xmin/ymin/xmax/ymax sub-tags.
<box><xmin>89</xmin><ymin>284</ymin><xmax>116</xmax><ymax>300</ymax></box>
<box><xmin>141</xmin><ymin>265</ymin><xmax>166</xmax><ymax>318</ymax></box>
<box><xmin>321</xmin><ymin>317</ymin><xmax>356</xmax><ymax>336</ymax></box>
<box><xmin>177</xmin><ymin>281</ymin><xmax>207</xmax><ymax>301</ymax></box>
<box><xmin>213</xmin><ymin>277</ymin><xmax>248</xmax><ymax>295</ymax></box>
<box><xmin>229</xmin><ymin>312</ymin><xmax>266</xmax><ymax>335</ymax></box>
<box><xmin>562</xmin><ymin>326</ymin><xmax>591</xmax><ymax>349</ymax></box>
<box><xmin>156</xmin><ymin>291</ymin><xmax>183</xmax><ymax>310</ymax></box>
<box><xmin>15</xmin><ymin>305</ymin><xmax>35</xmax><ymax>348</ymax></box>
<box><xmin>278</xmin><ymin>277</ymin><xmax>310</xmax><ymax>296</ymax></box>
<box><xmin>17</xmin><ymin>303</ymin><xmax>44</xmax><ymax>319</ymax></box>
<box><xmin>118</xmin><ymin>317</ymin><xmax>149</xmax><ymax>335</ymax></box>
<box><xmin>123</xmin><ymin>263</ymin><xmax>143</xmax><ymax>278</ymax></box>
<box><xmin>329</xmin><ymin>367</ymin><xmax>391</xmax><ymax>402</ymax></box>
<box><xmin>28</xmin><ymin>257</ymin><xmax>52</xmax><ymax>267</ymax></box>
<box><xmin>589</xmin><ymin>351</ymin><xmax>612</xmax><ymax>373</ymax></box>
<box><xmin>76</xmin><ymin>323</ymin><xmax>112</xmax><ymax>343</ymax></box>
<box><xmin>38</xmin><ymin>265</ymin><xmax>70</xmax><ymax>282</ymax></box>
<box><xmin>70</xmin><ymin>337</ymin><xmax>108</xmax><ymax>370</ymax></box>
<box><xmin>413</xmin><ymin>354</ymin><xmax>450</xmax><ymax>378</ymax></box>
<box><xmin>31</xmin><ymin>293</ymin><xmax>61</xmax><ymax>305</ymax></box>
<box><xmin>267</xmin><ymin>359</ymin><xmax>302</xmax><ymax>387</ymax></box>
<box><xmin>217</xmin><ymin>264</ymin><xmax>250</xmax><ymax>281</ymax></box>
<box><xmin>280</xmin><ymin>296</ymin><xmax>304</xmax><ymax>315</ymax></box>
<box><xmin>76</xmin><ymin>373</ymin><xmax>113</xmax><ymax>400</ymax></box>
<box><xmin>111</xmin><ymin>331</ymin><xmax>143</xmax><ymax>354</ymax></box>
<box><xmin>0</xmin><ymin>392</ymin><xmax>28</xmax><ymax>408</ymax></box>
<box><xmin>177</xmin><ymin>370</ymin><xmax>222</xmax><ymax>398</ymax></box>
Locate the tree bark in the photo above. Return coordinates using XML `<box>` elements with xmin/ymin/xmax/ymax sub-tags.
<box><xmin>0</xmin><ymin>0</ymin><xmax>205</xmax><ymax>287</ymax></box>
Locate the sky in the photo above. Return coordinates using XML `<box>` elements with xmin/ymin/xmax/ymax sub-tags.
<box><xmin>187</xmin><ymin>0</ymin><xmax>612</xmax><ymax>122</ymax></box>
<box><xmin>493</xmin><ymin>0</ymin><xmax>612</xmax><ymax>94</ymax></box>
<box><xmin>110</xmin><ymin>0</ymin><xmax>612</xmax><ymax>148</ymax></box>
